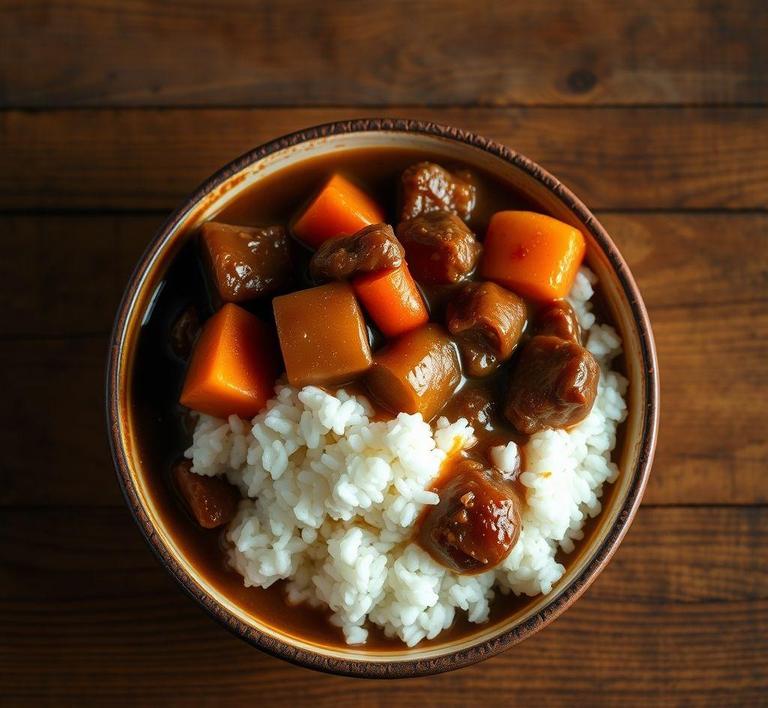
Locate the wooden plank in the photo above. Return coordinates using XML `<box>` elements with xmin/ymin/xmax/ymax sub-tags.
<box><xmin>0</xmin><ymin>214</ymin><xmax>156</xmax><ymax>338</ymax></box>
<box><xmin>600</xmin><ymin>213</ymin><xmax>768</xmax><ymax>311</ymax></box>
<box><xmin>1</xmin><ymin>0</ymin><xmax>766</xmax><ymax>108</ymax></box>
<box><xmin>2</xmin><ymin>213</ymin><xmax>765</xmax><ymax>338</ymax></box>
<box><xmin>0</xmin><ymin>507</ymin><xmax>765</xmax><ymax>705</ymax></box>
<box><xmin>1</xmin><ymin>297</ymin><xmax>765</xmax><ymax>508</ymax></box>
<box><xmin>1</xmin><ymin>107</ymin><xmax>767</xmax><ymax>210</ymax></box>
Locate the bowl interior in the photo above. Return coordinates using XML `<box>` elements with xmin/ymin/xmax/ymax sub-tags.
<box><xmin>110</xmin><ymin>125</ymin><xmax>656</xmax><ymax>674</ymax></box>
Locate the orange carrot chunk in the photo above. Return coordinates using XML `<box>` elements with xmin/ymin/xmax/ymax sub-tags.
<box><xmin>480</xmin><ymin>211</ymin><xmax>586</xmax><ymax>301</ymax></box>
<box><xmin>353</xmin><ymin>264</ymin><xmax>429</xmax><ymax>338</ymax></box>
<box><xmin>293</xmin><ymin>174</ymin><xmax>385</xmax><ymax>249</ymax></box>
<box><xmin>180</xmin><ymin>303</ymin><xmax>280</xmax><ymax>419</ymax></box>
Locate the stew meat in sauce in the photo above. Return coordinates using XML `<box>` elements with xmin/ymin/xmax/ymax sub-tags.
<box><xmin>417</xmin><ymin>456</ymin><xmax>522</xmax><ymax>574</ymax></box>
<box><xmin>169</xmin><ymin>154</ymin><xmax>605</xmax><ymax>624</ymax></box>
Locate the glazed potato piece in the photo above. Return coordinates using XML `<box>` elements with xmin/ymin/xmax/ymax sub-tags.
<box><xmin>201</xmin><ymin>221</ymin><xmax>291</xmax><ymax>303</ymax></box>
<box><xmin>396</xmin><ymin>211</ymin><xmax>481</xmax><ymax>284</ymax></box>
<box><xmin>173</xmin><ymin>459</ymin><xmax>239</xmax><ymax>529</ymax></box>
<box><xmin>534</xmin><ymin>300</ymin><xmax>582</xmax><ymax>343</ymax></box>
<box><xmin>365</xmin><ymin>324</ymin><xmax>461</xmax><ymax>420</ymax></box>
<box><xmin>400</xmin><ymin>162</ymin><xmax>476</xmax><ymax>221</ymax></box>
<box><xmin>446</xmin><ymin>282</ymin><xmax>527</xmax><ymax>377</ymax></box>
<box><xmin>309</xmin><ymin>223</ymin><xmax>403</xmax><ymax>281</ymax></box>
<box><xmin>417</xmin><ymin>457</ymin><xmax>521</xmax><ymax>574</ymax></box>
<box><xmin>504</xmin><ymin>335</ymin><xmax>599</xmax><ymax>434</ymax></box>
<box><xmin>273</xmin><ymin>283</ymin><xmax>372</xmax><ymax>387</ymax></box>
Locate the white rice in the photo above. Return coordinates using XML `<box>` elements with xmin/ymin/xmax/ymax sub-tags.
<box><xmin>185</xmin><ymin>267</ymin><xmax>627</xmax><ymax>647</ymax></box>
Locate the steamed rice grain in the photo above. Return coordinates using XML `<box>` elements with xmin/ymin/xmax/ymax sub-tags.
<box><xmin>185</xmin><ymin>267</ymin><xmax>627</xmax><ymax>646</ymax></box>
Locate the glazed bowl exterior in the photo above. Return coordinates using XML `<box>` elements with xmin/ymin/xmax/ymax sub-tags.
<box><xmin>107</xmin><ymin>119</ymin><xmax>659</xmax><ymax>678</ymax></box>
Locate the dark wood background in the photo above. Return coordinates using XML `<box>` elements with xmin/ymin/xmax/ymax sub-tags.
<box><xmin>1</xmin><ymin>1</ymin><xmax>766</xmax><ymax>705</ymax></box>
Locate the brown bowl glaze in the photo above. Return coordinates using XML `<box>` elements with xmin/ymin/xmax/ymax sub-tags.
<box><xmin>107</xmin><ymin>119</ymin><xmax>659</xmax><ymax>678</ymax></box>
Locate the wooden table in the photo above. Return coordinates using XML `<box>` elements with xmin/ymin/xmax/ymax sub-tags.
<box><xmin>1</xmin><ymin>2</ymin><xmax>766</xmax><ymax>705</ymax></box>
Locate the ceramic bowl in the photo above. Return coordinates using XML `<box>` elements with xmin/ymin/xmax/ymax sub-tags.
<box><xmin>107</xmin><ymin>118</ymin><xmax>659</xmax><ymax>678</ymax></box>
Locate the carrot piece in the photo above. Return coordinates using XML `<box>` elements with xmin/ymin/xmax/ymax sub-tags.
<box><xmin>480</xmin><ymin>211</ymin><xmax>586</xmax><ymax>301</ymax></box>
<box><xmin>293</xmin><ymin>174</ymin><xmax>384</xmax><ymax>249</ymax></box>
<box><xmin>353</xmin><ymin>264</ymin><xmax>429</xmax><ymax>338</ymax></box>
<box><xmin>180</xmin><ymin>303</ymin><xmax>280</xmax><ymax>419</ymax></box>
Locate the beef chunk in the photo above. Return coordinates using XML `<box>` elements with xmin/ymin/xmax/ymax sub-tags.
<box><xmin>396</xmin><ymin>211</ymin><xmax>481</xmax><ymax>284</ymax></box>
<box><xmin>446</xmin><ymin>281</ymin><xmax>527</xmax><ymax>376</ymax></box>
<box><xmin>504</xmin><ymin>335</ymin><xmax>599</xmax><ymax>434</ymax></box>
<box><xmin>417</xmin><ymin>457</ymin><xmax>521</xmax><ymax>574</ymax></box>
<box><xmin>201</xmin><ymin>221</ymin><xmax>291</xmax><ymax>303</ymax></box>
<box><xmin>401</xmin><ymin>162</ymin><xmax>476</xmax><ymax>221</ymax></box>
<box><xmin>308</xmin><ymin>223</ymin><xmax>403</xmax><ymax>281</ymax></box>
<box><xmin>169</xmin><ymin>306</ymin><xmax>201</xmax><ymax>360</ymax></box>
<box><xmin>534</xmin><ymin>301</ymin><xmax>582</xmax><ymax>343</ymax></box>
<box><xmin>173</xmin><ymin>459</ymin><xmax>239</xmax><ymax>529</ymax></box>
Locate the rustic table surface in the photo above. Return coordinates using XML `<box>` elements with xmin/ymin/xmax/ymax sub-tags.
<box><xmin>1</xmin><ymin>2</ymin><xmax>766</xmax><ymax>705</ymax></box>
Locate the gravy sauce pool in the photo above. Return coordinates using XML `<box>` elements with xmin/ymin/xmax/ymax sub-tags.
<box><xmin>133</xmin><ymin>147</ymin><xmax>627</xmax><ymax>651</ymax></box>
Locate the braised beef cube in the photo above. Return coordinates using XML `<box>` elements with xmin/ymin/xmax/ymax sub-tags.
<box><xmin>534</xmin><ymin>301</ymin><xmax>582</xmax><ymax>343</ymax></box>
<box><xmin>417</xmin><ymin>457</ymin><xmax>521</xmax><ymax>574</ymax></box>
<box><xmin>273</xmin><ymin>283</ymin><xmax>372</xmax><ymax>387</ymax></box>
<box><xmin>173</xmin><ymin>459</ymin><xmax>239</xmax><ymax>529</ymax></box>
<box><xmin>396</xmin><ymin>211</ymin><xmax>481</xmax><ymax>284</ymax></box>
<box><xmin>504</xmin><ymin>335</ymin><xmax>599</xmax><ymax>434</ymax></box>
<box><xmin>201</xmin><ymin>221</ymin><xmax>291</xmax><ymax>303</ymax></box>
<box><xmin>446</xmin><ymin>282</ymin><xmax>527</xmax><ymax>377</ymax></box>
<box><xmin>309</xmin><ymin>223</ymin><xmax>403</xmax><ymax>281</ymax></box>
<box><xmin>442</xmin><ymin>386</ymin><xmax>497</xmax><ymax>432</ymax></box>
<box><xmin>401</xmin><ymin>162</ymin><xmax>476</xmax><ymax>221</ymax></box>
<box><xmin>169</xmin><ymin>305</ymin><xmax>201</xmax><ymax>359</ymax></box>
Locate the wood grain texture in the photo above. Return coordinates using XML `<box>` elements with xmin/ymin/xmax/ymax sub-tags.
<box><xmin>2</xmin><ymin>3</ymin><xmax>767</xmax><ymax>697</ymax></box>
<box><xmin>1</xmin><ymin>507</ymin><xmax>765</xmax><ymax>706</ymax></box>
<box><xmin>1</xmin><ymin>0</ymin><xmax>767</xmax><ymax>108</ymax></box>
<box><xmin>2</xmin><ymin>107</ymin><xmax>768</xmax><ymax>210</ymax></box>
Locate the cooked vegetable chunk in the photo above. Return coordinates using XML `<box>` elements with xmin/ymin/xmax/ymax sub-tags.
<box><xmin>173</xmin><ymin>459</ymin><xmax>239</xmax><ymax>529</ymax></box>
<box><xmin>397</xmin><ymin>211</ymin><xmax>481</xmax><ymax>284</ymax></box>
<box><xmin>273</xmin><ymin>283</ymin><xmax>372</xmax><ymax>387</ymax></box>
<box><xmin>400</xmin><ymin>162</ymin><xmax>476</xmax><ymax>221</ymax></box>
<box><xmin>309</xmin><ymin>223</ymin><xmax>403</xmax><ymax>281</ymax></box>
<box><xmin>353</xmin><ymin>264</ymin><xmax>428</xmax><ymax>338</ymax></box>
<box><xmin>481</xmin><ymin>211</ymin><xmax>585</xmax><ymax>300</ymax></box>
<box><xmin>201</xmin><ymin>221</ymin><xmax>291</xmax><ymax>303</ymax></box>
<box><xmin>504</xmin><ymin>335</ymin><xmax>599</xmax><ymax>434</ymax></box>
<box><xmin>446</xmin><ymin>281</ymin><xmax>527</xmax><ymax>377</ymax></box>
<box><xmin>293</xmin><ymin>174</ymin><xmax>384</xmax><ymax>249</ymax></box>
<box><xmin>365</xmin><ymin>324</ymin><xmax>461</xmax><ymax>420</ymax></box>
<box><xmin>417</xmin><ymin>457</ymin><xmax>521</xmax><ymax>573</ymax></box>
<box><xmin>180</xmin><ymin>303</ymin><xmax>280</xmax><ymax>419</ymax></box>
<box><xmin>534</xmin><ymin>300</ymin><xmax>582</xmax><ymax>343</ymax></box>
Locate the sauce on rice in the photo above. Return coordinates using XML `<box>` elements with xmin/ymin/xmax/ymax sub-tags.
<box><xmin>132</xmin><ymin>147</ymin><xmax>628</xmax><ymax>648</ymax></box>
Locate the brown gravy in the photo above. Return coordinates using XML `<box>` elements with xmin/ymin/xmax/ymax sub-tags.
<box><xmin>132</xmin><ymin>146</ymin><xmax>627</xmax><ymax>651</ymax></box>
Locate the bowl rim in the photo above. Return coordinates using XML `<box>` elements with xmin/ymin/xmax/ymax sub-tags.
<box><xmin>106</xmin><ymin>117</ymin><xmax>659</xmax><ymax>679</ymax></box>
